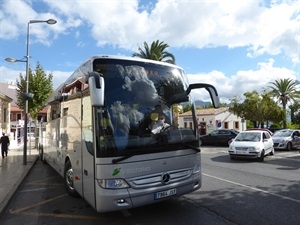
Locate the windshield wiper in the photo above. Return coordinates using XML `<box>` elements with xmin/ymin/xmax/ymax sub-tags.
<box><xmin>112</xmin><ymin>155</ymin><xmax>134</xmax><ymax>164</ymax></box>
<box><xmin>183</xmin><ymin>143</ymin><xmax>200</xmax><ymax>152</ymax></box>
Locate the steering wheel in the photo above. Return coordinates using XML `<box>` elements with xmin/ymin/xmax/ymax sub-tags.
<box><xmin>161</xmin><ymin>125</ymin><xmax>176</xmax><ymax>132</ymax></box>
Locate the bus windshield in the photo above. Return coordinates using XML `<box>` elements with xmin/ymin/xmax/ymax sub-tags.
<box><xmin>92</xmin><ymin>59</ymin><xmax>198</xmax><ymax>157</ymax></box>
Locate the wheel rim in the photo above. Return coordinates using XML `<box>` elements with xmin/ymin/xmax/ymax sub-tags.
<box><xmin>66</xmin><ymin>168</ymin><xmax>75</xmax><ymax>190</ymax></box>
<box><xmin>287</xmin><ymin>143</ymin><xmax>292</xmax><ymax>151</ymax></box>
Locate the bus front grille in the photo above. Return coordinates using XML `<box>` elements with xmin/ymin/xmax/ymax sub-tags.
<box><xmin>127</xmin><ymin>168</ymin><xmax>193</xmax><ymax>188</ymax></box>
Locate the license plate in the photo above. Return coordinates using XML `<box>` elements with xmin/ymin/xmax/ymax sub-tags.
<box><xmin>237</xmin><ymin>151</ymin><xmax>248</xmax><ymax>154</ymax></box>
<box><xmin>154</xmin><ymin>188</ymin><xmax>177</xmax><ymax>200</ymax></box>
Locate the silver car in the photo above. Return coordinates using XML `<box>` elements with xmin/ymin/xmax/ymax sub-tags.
<box><xmin>272</xmin><ymin>129</ymin><xmax>300</xmax><ymax>151</ymax></box>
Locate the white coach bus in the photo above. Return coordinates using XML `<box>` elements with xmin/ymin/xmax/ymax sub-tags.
<box><xmin>38</xmin><ymin>55</ymin><xmax>219</xmax><ymax>212</ymax></box>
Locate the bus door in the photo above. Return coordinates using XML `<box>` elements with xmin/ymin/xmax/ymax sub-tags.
<box><xmin>81</xmin><ymin>72</ymin><xmax>105</xmax><ymax>208</ymax></box>
<box><xmin>81</xmin><ymin>97</ymin><xmax>96</xmax><ymax>209</ymax></box>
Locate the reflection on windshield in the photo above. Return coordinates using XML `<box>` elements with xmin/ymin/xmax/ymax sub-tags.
<box><xmin>94</xmin><ymin>60</ymin><xmax>197</xmax><ymax>157</ymax></box>
<box><xmin>235</xmin><ymin>132</ymin><xmax>261</xmax><ymax>142</ymax></box>
<box><xmin>273</xmin><ymin>130</ymin><xmax>292</xmax><ymax>137</ymax></box>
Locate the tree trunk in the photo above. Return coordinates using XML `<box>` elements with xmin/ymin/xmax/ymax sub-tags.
<box><xmin>283</xmin><ymin>103</ymin><xmax>287</xmax><ymax>129</ymax></box>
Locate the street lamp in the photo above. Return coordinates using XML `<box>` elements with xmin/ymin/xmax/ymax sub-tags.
<box><xmin>5</xmin><ymin>19</ymin><xmax>57</xmax><ymax>165</ymax></box>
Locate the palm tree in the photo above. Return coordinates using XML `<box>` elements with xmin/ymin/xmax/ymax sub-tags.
<box><xmin>132</xmin><ymin>40</ymin><xmax>175</xmax><ymax>64</ymax></box>
<box><xmin>267</xmin><ymin>78</ymin><xmax>300</xmax><ymax>128</ymax></box>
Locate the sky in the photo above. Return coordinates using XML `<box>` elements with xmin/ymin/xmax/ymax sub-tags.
<box><xmin>0</xmin><ymin>0</ymin><xmax>299</xmax><ymax>104</ymax></box>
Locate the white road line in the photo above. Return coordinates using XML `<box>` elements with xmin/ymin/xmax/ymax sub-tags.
<box><xmin>203</xmin><ymin>173</ymin><xmax>300</xmax><ymax>204</ymax></box>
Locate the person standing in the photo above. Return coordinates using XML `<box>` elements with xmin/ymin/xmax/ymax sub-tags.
<box><xmin>0</xmin><ymin>132</ymin><xmax>10</xmax><ymax>158</ymax></box>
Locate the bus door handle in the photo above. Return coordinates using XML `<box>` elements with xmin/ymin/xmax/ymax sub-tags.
<box><xmin>84</xmin><ymin>169</ymin><xmax>88</xmax><ymax>176</ymax></box>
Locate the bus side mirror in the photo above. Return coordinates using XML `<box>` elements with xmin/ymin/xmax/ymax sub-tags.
<box><xmin>187</xmin><ymin>83</ymin><xmax>220</xmax><ymax>108</ymax></box>
<box><xmin>87</xmin><ymin>72</ymin><xmax>105</xmax><ymax>107</ymax></box>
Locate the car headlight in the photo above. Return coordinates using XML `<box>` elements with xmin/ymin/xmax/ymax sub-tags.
<box><xmin>279</xmin><ymin>139</ymin><xmax>287</xmax><ymax>144</ymax></box>
<box><xmin>248</xmin><ymin>146</ymin><xmax>260</xmax><ymax>151</ymax></box>
<box><xmin>97</xmin><ymin>179</ymin><xmax>130</xmax><ymax>189</ymax></box>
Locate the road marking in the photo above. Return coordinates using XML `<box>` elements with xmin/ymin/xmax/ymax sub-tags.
<box><xmin>11</xmin><ymin>211</ymin><xmax>109</xmax><ymax>221</ymax></box>
<box><xmin>19</xmin><ymin>187</ymin><xmax>58</xmax><ymax>193</ymax></box>
<box><xmin>27</xmin><ymin>176</ymin><xmax>59</xmax><ymax>184</ymax></box>
<box><xmin>203</xmin><ymin>173</ymin><xmax>300</xmax><ymax>204</ymax></box>
<box><xmin>10</xmin><ymin>193</ymin><xmax>123</xmax><ymax>223</ymax></box>
<box><xmin>10</xmin><ymin>194</ymin><xmax>68</xmax><ymax>214</ymax></box>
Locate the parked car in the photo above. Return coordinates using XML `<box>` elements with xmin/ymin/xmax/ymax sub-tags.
<box><xmin>272</xmin><ymin>129</ymin><xmax>300</xmax><ymax>151</ymax></box>
<box><xmin>27</xmin><ymin>133</ymin><xmax>35</xmax><ymax>141</ymax></box>
<box><xmin>228</xmin><ymin>130</ymin><xmax>274</xmax><ymax>162</ymax></box>
<box><xmin>269</xmin><ymin>128</ymin><xmax>283</xmax><ymax>134</ymax></box>
<box><xmin>199</xmin><ymin>129</ymin><xmax>239</xmax><ymax>146</ymax></box>
<box><xmin>246</xmin><ymin>128</ymin><xmax>273</xmax><ymax>136</ymax></box>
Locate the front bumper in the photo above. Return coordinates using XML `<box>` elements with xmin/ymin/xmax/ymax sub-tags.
<box><xmin>228</xmin><ymin>150</ymin><xmax>261</xmax><ymax>158</ymax></box>
<box><xmin>273</xmin><ymin>142</ymin><xmax>287</xmax><ymax>149</ymax></box>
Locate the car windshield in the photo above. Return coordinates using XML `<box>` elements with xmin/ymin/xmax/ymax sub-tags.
<box><xmin>234</xmin><ymin>132</ymin><xmax>261</xmax><ymax>142</ymax></box>
<box><xmin>273</xmin><ymin>130</ymin><xmax>292</xmax><ymax>137</ymax></box>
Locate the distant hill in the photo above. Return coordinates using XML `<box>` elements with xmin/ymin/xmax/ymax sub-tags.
<box><xmin>194</xmin><ymin>100</ymin><xmax>211</xmax><ymax>107</ymax></box>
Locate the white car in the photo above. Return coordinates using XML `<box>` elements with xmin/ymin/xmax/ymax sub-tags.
<box><xmin>27</xmin><ymin>133</ymin><xmax>35</xmax><ymax>141</ymax></box>
<box><xmin>228</xmin><ymin>130</ymin><xmax>274</xmax><ymax>162</ymax></box>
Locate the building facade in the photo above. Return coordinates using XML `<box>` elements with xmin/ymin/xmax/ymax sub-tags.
<box><xmin>0</xmin><ymin>82</ymin><xmax>48</xmax><ymax>146</ymax></box>
<box><xmin>178</xmin><ymin>107</ymin><xmax>246</xmax><ymax>135</ymax></box>
<box><xmin>0</xmin><ymin>93</ymin><xmax>12</xmax><ymax>134</ymax></box>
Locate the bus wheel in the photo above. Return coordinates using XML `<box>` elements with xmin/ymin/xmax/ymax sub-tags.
<box><xmin>64</xmin><ymin>160</ymin><xmax>79</xmax><ymax>197</ymax></box>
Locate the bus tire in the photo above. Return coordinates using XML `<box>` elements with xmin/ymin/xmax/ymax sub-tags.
<box><xmin>64</xmin><ymin>160</ymin><xmax>79</xmax><ymax>197</ymax></box>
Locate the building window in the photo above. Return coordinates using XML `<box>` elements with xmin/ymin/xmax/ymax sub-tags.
<box><xmin>234</xmin><ymin>121</ymin><xmax>239</xmax><ymax>129</ymax></box>
<box><xmin>184</xmin><ymin>122</ymin><xmax>187</xmax><ymax>128</ymax></box>
<box><xmin>189</xmin><ymin>122</ymin><xmax>193</xmax><ymax>128</ymax></box>
<box><xmin>3</xmin><ymin>108</ymin><xmax>7</xmax><ymax>122</ymax></box>
<box><xmin>224</xmin><ymin>122</ymin><xmax>229</xmax><ymax>129</ymax></box>
<box><xmin>38</xmin><ymin>115</ymin><xmax>47</xmax><ymax>123</ymax></box>
<box><xmin>17</xmin><ymin>113</ymin><xmax>22</xmax><ymax>120</ymax></box>
<box><xmin>63</xmin><ymin>108</ymin><xmax>68</xmax><ymax>127</ymax></box>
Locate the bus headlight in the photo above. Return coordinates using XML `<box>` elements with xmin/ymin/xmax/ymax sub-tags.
<box><xmin>193</xmin><ymin>165</ymin><xmax>200</xmax><ymax>174</ymax></box>
<box><xmin>97</xmin><ymin>179</ymin><xmax>130</xmax><ymax>189</ymax></box>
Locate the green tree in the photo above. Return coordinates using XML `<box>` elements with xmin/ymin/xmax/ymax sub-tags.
<box><xmin>16</xmin><ymin>62</ymin><xmax>53</xmax><ymax>119</ymax></box>
<box><xmin>289</xmin><ymin>102</ymin><xmax>300</xmax><ymax>128</ymax></box>
<box><xmin>132</xmin><ymin>40</ymin><xmax>175</xmax><ymax>64</ymax></box>
<box><xmin>205</xmin><ymin>102</ymin><xmax>229</xmax><ymax>108</ymax></box>
<box><xmin>267</xmin><ymin>78</ymin><xmax>300</xmax><ymax>128</ymax></box>
<box><xmin>183</xmin><ymin>104</ymin><xmax>192</xmax><ymax>113</ymax></box>
<box><xmin>229</xmin><ymin>91</ymin><xmax>281</xmax><ymax>127</ymax></box>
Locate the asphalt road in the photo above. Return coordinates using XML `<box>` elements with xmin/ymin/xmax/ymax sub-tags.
<box><xmin>0</xmin><ymin>147</ymin><xmax>299</xmax><ymax>225</ymax></box>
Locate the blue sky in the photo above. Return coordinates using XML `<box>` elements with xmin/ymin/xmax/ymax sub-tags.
<box><xmin>0</xmin><ymin>0</ymin><xmax>299</xmax><ymax>103</ymax></box>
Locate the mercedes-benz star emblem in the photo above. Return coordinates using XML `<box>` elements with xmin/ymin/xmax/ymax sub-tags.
<box><xmin>162</xmin><ymin>173</ymin><xmax>171</xmax><ymax>184</ymax></box>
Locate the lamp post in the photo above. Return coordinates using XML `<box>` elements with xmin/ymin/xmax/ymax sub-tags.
<box><xmin>5</xmin><ymin>19</ymin><xmax>57</xmax><ymax>165</ymax></box>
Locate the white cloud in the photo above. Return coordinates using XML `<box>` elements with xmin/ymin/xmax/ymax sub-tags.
<box><xmin>1</xmin><ymin>0</ymin><xmax>299</xmax><ymax>104</ymax></box>
<box><xmin>188</xmin><ymin>58</ymin><xmax>297</xmax><ymax>103</ymax></box>
<box><xmin>2</xmin><ymin>0</ymin><xmax>296</xmax><ymax>62</ymax></box>
<box><xmin>0</xmin><ymin>66</ymin><xmax>71</xmax><ymax>90</ymax></box>
<box><xmin>48</xmin><ymin>70</ymin><xmax>72</xmax><ymax>89</ymax></box>
<box><xmin>1</xmin><ymin>57</ymin><xmax>296</xmax><ymax>103</ymax></box>
<box><xmin>0</xmin><ymin>0</ymin><xmax>298</xmax><ymax>65</ymax></box>
<box><xmin>0</xmin><ymin>66</ymin><xmax>23</xmax><ymax>84</ymax></box>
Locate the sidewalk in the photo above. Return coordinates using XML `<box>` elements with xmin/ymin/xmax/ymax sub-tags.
<box><xmin>0</xmin><ymin>143</ymin><xmax>38</xmax><ymax>216</ymax></box>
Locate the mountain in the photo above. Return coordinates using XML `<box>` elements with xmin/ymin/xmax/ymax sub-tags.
<box><xmin>194</xmin><ymin>100</ymin><xmax>211</xmax><ymax>107</ymax></box>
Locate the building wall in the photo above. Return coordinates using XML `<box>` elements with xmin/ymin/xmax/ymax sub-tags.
<box><xmin>0</xmin><ymin>97</ymin><xmax>11</xmax><ymax>134</ymax></box>
<box><xmin>178</xmin><ymin>109</ymin><xmax>246</xmax><ymax>135</ymax></box>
